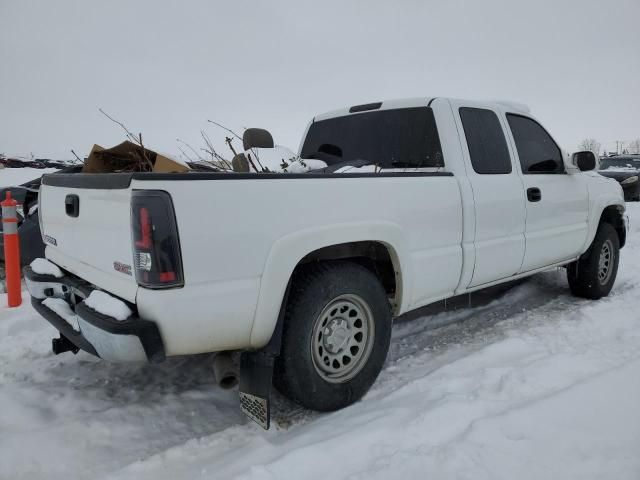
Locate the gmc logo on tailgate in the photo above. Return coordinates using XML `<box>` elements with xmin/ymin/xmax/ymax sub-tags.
<box><xmin>113</xmin><ymin>261</ymin><xmax>132</xmax><ymax>276</ymax></box>
<box><xmin>43</xmin><ymin>235</ymin><xmax>57</xmax><ymax>246</ymax></box>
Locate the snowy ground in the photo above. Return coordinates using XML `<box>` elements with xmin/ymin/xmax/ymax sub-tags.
<box><xmin>1</xmin><ymin>206</ymin><xmax>640</xmax><ymax>480</ymax></box>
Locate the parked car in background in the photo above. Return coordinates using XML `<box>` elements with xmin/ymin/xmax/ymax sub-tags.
<box><xmin>598</xmin><ymin>155</ymin><xmax>640</xmax><ymax>201</ymax></box>
<box><xmin>28</xmin><ymin>161</ymin><xmax>48</xmax><ymax>169</ymax></box>
<box><xmin>38</xmin><ymin>159</ymin><xmax>76</xmax><ymax>168</ymax></box>
<box><xmin>0</xmin><ymin>157</ymin><xmax>71</xmax><ymax>169</ymax></box>
<box><xmin>0</xmin><ymin>158</ymin><xmax>31</xmax><ymax>168</ymax></box>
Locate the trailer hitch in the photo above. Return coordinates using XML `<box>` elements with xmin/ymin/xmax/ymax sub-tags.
<box><xmin>52</xmin><ymin>334</ymin><xmax>79</xmax><ymax>355</ymax></box>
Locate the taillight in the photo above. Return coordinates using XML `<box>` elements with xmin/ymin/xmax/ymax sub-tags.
<box><xmin>131</xmin><ymin>190</ymin><xmax>184</xmax><ymax>288</ymax></box>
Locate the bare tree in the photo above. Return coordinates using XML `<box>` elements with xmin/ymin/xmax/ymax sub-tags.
<box><xmin>578</xmin><ymin>138</ymin><xmax>601</xmax><ymax>156</ymax></box>
<box><xmin>627</xmin><ymin>139</ymin><xmax>640</xmax><ymax>155</ymax></box>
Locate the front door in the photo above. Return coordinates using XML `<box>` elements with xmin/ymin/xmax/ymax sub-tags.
<box><xmin>504</xmin><ymin>113</ymin><xmax>589</xmax><ymax>271</ymax></box>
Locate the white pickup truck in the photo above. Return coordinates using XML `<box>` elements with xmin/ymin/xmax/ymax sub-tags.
<box><xmin>25</xmin><ymin>97</ymin><xmax>626</xmax><ymax>429</ymax></box>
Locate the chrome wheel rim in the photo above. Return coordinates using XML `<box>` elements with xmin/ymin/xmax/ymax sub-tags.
<box><xmin>311</xmin><ymin>294</ymin><xmax>375</xmax><ymax>383</ymax></box>
<box><xmin>598</xmin><ymin>239</ymin><xmax>614</xmax><ymax>284</ymax></box>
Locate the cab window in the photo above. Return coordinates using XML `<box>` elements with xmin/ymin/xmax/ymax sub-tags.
<box><xmin>459</xmin><ymin>107</ymin><xmax>512</xmax><ymax>174</ymax></box>
<box><xmin>507</xmin><ymin>114</ymin><xmax>564</xmax><ymax>174</ymax></box>
<box><xmin>301</xmin><ymin>107</ymin><xmax>444</xmax><ymax>169</ymax></box>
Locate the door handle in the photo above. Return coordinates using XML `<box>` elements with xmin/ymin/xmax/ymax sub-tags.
<box><xmin>527</xmin><ymin>187</ymin><xmax>542</xmax><ymax>202</ymax></box>
<box><xmin>65</xmin><ymin>194</ymin><xmax>80</xmax><ymax>217</ymax></box>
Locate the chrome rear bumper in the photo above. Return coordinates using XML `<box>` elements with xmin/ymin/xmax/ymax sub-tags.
<box><xmin>24</xmin><ymin>263</ymin><xmax>165</xmax><ymax>363</ymax></box>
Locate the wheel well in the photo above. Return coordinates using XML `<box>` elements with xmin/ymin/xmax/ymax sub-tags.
<box><xmin>600</xmin><ymin>205</ymin><xmax>626</xmax><ymax>248</ymax></box>
<box><xmin>294</xmin><ymin>241</ymin><xmax>400</xmax><ymax>310</ymax></box>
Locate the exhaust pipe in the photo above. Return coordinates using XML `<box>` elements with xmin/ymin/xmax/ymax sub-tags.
<box><xmin>212</xmin><ymin>352</ymin><xmax>238</xmax><ymax>389</ymax></box>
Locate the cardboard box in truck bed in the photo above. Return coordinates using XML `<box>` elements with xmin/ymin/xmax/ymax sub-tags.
<box><xmin>82</xmin><ymin>141</ymin><xmax>189</xmax><ymax>173</ymax></box>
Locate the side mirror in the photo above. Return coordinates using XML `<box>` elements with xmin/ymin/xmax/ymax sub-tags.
<box><xmin>572</xmin><ymin>151</ymin><xmax>596</xmax><ymax>172</ymax></box>
<box><xmin>243</xmin><ymin>128</ymin><xmax>274</xmax><ymax>150</ymax></box>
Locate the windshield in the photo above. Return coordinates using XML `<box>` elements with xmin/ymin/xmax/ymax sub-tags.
<box><xmin>600</xmin><ymin>158</ymin><xmax>640</xmax><ymax>170</ymax></box>
<box><xmin>301</xmin><ymin>107</ymin><xmax>444</xmax><ymax>168</ymax></box>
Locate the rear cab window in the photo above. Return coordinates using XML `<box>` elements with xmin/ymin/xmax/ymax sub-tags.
<box><xmin>459</xmin><ymin>107</ymin><xmax>512</xmax><ymax>174</ymax></box>
<box><xmin>300</xmin><ymin>107</ymin><xmax>445</xmax><ymax>169</ymax></box>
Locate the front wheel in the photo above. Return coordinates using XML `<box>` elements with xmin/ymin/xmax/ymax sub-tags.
<box><xmin>274</xmin><ymin>261</ymin><xmax>392</xmax><ymax>411</ymax></box>
<box><xmin>567</xmin><ymin>222</ymin><xmax>620</xmax><ymax>299</ymax></box>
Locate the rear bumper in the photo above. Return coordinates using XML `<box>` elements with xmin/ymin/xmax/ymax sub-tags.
<box><xmin>24</xmin><ymin>265</ymin><xmax>165</xmax><ymax>363</ymax></box>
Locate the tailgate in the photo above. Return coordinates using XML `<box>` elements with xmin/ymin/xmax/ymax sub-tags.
<box><xmin>39</xmin><ymin>174</ymin><xmax>138</xmax><ymax>302</ymax></box>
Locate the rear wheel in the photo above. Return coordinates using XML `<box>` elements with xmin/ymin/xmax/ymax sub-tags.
<box><xmin>567</xmin><ymin>222</ymin><xmax>619</xmax><ymax>299</ymax></box>
<box><xmin>274</xmin><ymin>261</ymin><xmax>392</xmax><ymax>411</ymax></box>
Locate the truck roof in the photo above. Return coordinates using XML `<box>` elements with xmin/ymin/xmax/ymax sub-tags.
<box><xmin>313</xmin><ymin>97</ymin><xmax>531</xmax><ymax>122</ymax></box>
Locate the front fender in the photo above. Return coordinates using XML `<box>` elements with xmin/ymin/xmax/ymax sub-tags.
<box><xmin>248</xmin><ymin>221</ymin><xmax>408</xmax><ymax>348</ymax></box>
<box><xmin>581</xmin><ymin>187</ymin><xmax>625</xmax><ymax>254</ymax></box>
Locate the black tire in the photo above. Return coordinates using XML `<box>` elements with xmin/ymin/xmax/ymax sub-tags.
<box><xmin>567</xmin><ymin>222</ymin><xmax>619</xmax><ymax>299</ymax></box>
<box><xmin>274</xmin><ymin>261</ymin><xmax>392</xmax><ymax>411</ymax></box>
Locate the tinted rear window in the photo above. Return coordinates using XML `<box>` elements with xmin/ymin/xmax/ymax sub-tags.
<box><xmin>459</xmin><ymin>107</ymin><xmax>512</xmax><ymax>174</ymax></box>
<box><xmin>301</xmin><ymin>107</ymin><xmax>444</xmax><ymax>168</ymax></box>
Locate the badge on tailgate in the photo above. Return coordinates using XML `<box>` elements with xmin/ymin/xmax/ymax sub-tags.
<box><xmin>113</xmin><ymin>261</ymin><xmax>133</xmax><ymax>276</ymax></box>
<box><xmin>43</xmin><ymin>235</ymin><xmax>57</xmax><ymax>246</ymax></box>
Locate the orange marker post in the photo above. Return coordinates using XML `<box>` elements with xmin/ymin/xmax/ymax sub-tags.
<box><xmin>2</xmin><ymin>191</ymin><xmax>22</xmax><ymax>307</ymax></box>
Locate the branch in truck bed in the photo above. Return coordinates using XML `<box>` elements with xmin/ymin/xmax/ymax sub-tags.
<box><xmin>176</xmin><ymin>138</ymin><xmax>205</xmax><ymax>162</ymax></box>
<box><xmin>98</xmin><ymin>108</ymin><xmax>154</xmax><ymax>172</ymax></box>
<box><xmin>207</xmin><ymin>120</ymin><xmax>243</xmax><ymax>141</ymax></box>
<box><xmin>70</xmin><ymin>149</ymin><xmax>83</xmax><ymax>164</ymax></box>
<box><xmin>200</xmin><ymin>130</ymin><xmax>233</xmax><ymax>170</ymax></box>
<box><xmin>98</xmin><ymin>108</ymin><xmax>139</xmax><ymax>144</ymax></box>
<box><xmin>177</xmin><ymin>146</ymin><xmax>196</xmax><ymax>163</ymax></box>
<box><xmin>136</xmin><ymin>133</ymin><xmax>154</xmax><ymax>172</ymax></box>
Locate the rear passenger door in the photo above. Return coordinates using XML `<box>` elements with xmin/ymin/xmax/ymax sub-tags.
<box><xmin>453</xmin><ymin>103</ymin><xmax>526</xmax><ymax>287</ymax></box>
<box><xmin>504</xmin><ymin>114</ymin><xmax>589</xmax><ymax>271</ymax></box>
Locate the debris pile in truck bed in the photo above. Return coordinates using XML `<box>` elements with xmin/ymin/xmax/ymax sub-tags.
<box><xmin>82</xmin><ymin>141</ymin><xmax>190</xmax><ymax>173</ymax></box>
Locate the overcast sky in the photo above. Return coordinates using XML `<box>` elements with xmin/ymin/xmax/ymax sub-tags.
<box><xmin>1</xmin><ymin>0</ymin><xmax>638</xmax><ymax>160</ymax></box>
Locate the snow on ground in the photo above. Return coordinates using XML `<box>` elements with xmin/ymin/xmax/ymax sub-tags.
<box><xmin>2</xmin><ymin>206</ymin><xmax>640</xmax><ymax>480</ymax></box>
<box><xmin>0</xmin><ymin>167</ymin><xmax>59</xmax><ymax>188</ymax></box>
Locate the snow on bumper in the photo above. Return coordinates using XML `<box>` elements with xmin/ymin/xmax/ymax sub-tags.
<box><xmin>23</xmin><ymin>262</ymin><xmax>165</xmax><ymax>363</ymax></box>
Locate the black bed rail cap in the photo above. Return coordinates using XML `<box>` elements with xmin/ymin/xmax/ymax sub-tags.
<box><xmin>42</xmin><ymin>173</ymin><xmax>134</xmax><ymax>189</ymax></box>
<box><xmin>41</xmin><ymin>170</ymin><xmax>454</xmax><ymax>188</ymax></box>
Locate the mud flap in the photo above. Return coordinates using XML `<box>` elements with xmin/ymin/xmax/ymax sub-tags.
<box><xmin>238</xmin><ymin>282</ymin><xmax>290</xmax><ymax>430</ymax></box>
<box><xmin>239</xmin><ymin>351</ymin><xmax>274</xmax><ymax>429</ymax></box>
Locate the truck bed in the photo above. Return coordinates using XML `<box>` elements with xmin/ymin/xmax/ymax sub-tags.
<box><xmin>39</xmin><ymin>170</ymin><xmax>463</xmax><ymax>355</ymax></box>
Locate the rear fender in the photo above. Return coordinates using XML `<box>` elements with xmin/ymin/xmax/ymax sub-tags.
<box><xmin>248</xmin><ymin>221</ymin><xmax>408</xmax><ymax>348</ymax></box>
